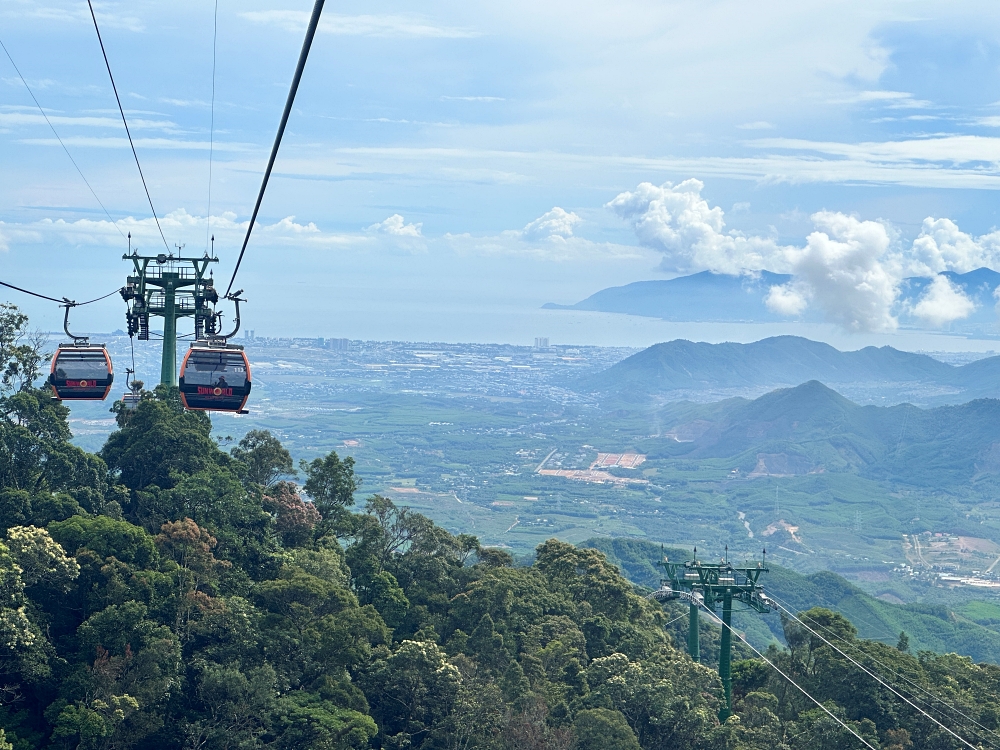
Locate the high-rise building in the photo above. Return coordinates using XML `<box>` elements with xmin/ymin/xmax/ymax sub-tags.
<box><xmin>327</xmin><ymin>338</ymin><xmax>350</xmax><ymax>351</ymax></box>
<box><xmin>534</xmin><ymin>337</ymin><xmax>549</xmax><ymax>349</ymax></box>
<box><xmin>245</xmin><ymin>330</ymin><xmax>255</xmax><ymax>340</ymax></box>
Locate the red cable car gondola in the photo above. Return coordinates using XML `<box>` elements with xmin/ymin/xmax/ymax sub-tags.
<box><xmin>178</xmin><ymin>342</ymin><xmax>251</xmax><ymax>413</ymax></box>
<box><xmin>49</xmin><ymin>344</ymin><xmax>114</xmax><ymax>401</ymax></box>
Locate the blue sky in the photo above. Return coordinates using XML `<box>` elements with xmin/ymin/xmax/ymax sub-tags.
<box><xmin>5</xmin><ymin>0</ymin><xmax>1000</xmax><ymax>345</ymax></box>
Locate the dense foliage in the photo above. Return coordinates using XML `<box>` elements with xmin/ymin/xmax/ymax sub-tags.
<box><xmin>3</xmin><ymin>307</ymin><xmax>1000</xmax><ymax>749</ymax></box>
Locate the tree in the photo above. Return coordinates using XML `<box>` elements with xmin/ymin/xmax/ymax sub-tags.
<box><xmin>301</xmin><ymin>451</ymin><xmax>359</xmax><ymax>536</ymax></box>
<box><xmin>231</xmin><ymin>429</ymin><xmax>295</xmax><ymax>489</ymax></box>
<box><xmin>264</xmin><ymin>482</ymin><xmax>321</xmax><ymax>548</ymax></box>
<box><xmin>4</xmin><ymin>525</ymin><xmax>79</xmax><ymax>590</ymax></box>
<box><xmin>0</xmin><ymin>303</ymin><xmax>45</xmax><ymax>395</ymax></box>
<box><xmin>572</xmin><ymin>708</ymin><xmax>639</xmax><ymax>750</ymax></box>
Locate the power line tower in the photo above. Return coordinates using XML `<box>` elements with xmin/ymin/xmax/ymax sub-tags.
<box><xmin>654</xmin><ymin>548</ymin><xmax>771</xmax><ymax>721</ymax></box>
<box><xmin>121</xmin><ymin>246</ymin><xmax>220</xmax><ymax>386</ymax></box>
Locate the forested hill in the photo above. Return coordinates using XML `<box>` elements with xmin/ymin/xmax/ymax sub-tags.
<box><xmin>5</xmin><ymin>305</ymin><xmax>1000</xmax><ymax>750</ymax></box>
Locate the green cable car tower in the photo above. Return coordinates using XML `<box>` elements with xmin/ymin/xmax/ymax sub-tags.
<box><xmin>121</xmin><ymin>244</ymin><xmax>220</xmax><ymax>386</ymax></box>
<box><xmin>655</xmin><ymin>549</ymin><xmax>771</xmax><ymax>721</ymax></box>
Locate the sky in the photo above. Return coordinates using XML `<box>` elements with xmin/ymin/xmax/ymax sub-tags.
<box><xmin>5</xmin><ymin>0</ymin><xmax>1000</xmax><ymax>347</ymax></box>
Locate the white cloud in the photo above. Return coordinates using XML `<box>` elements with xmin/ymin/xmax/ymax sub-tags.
<box><xmin>737</xmin><ymin>121</ymin><xmax>774</xmax><ymax>130</ymax></box>
<box><xmin>908</xmin><ymin>218</ymin><xmax>1000</xmax><ymax>275</ymax></box>
<box><xmin>240</xmin><ymin>11</ymin><xmax>478</xmax><ymax>39</ymax></box>
<box><xmin>608</xmin><ymin>179</ymin><xmax>988</xmax><ymax>332</ymax></box>
<box><xmin>785</xmin><ymin>212</ymin><xmax>901</xmax><ymax>332</ymax></box>
<box><xmin>367</xmin><ymin>214</ymin><xmax>423</xmax><ymax>237</ymax></box>
<box><xmin>520</xmin><ymin>207</ymin><xmax>581</xmax><ymax>241</ymax></box>
<box><xmin>440</xmin><ymin>96</ymin><xmax>505</xmax><ymax>102</ymax></box>
<box><xmin>0</xmin><ymin>223</ymin><xmax>8</xmax><ymax>252</ymax></box>
<box><xmin>605</xmin><ymin>179</ymin><xmax>790</xmax><ymax>274</ymax></box>
<box><xmin>911</xmin><ymin>275</ymin><xmax>977</xmax><ymax>327</ymax></box>
<box><xmin>0</xmin><ymin>112</ymin><xmax>178</xmax><ymax>131</ymax></box>
<box><xmin>20</xmin><ymin>137</ymin><xmax>251</xmax><ymax>152</ymax></box>
<box><xmin>765</xmin><ymin>283</ymin><xmax>809</xmax><ymax>316</ymax></box>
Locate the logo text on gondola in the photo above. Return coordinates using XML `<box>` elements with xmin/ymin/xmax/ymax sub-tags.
<box><xmin>198</xmin><ymin>386</ymin><xmax>233</xmax><ymax>396</ymax></box>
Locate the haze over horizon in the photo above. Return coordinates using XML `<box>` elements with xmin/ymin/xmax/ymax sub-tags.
<box><xmin>6</xmin><ymin>1</ymin><xmax>1000</xmax><ymax>346</ymax></box>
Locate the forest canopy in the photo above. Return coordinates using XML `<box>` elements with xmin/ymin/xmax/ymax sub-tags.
<box><xmin>1</xmin><ymin>304</ymin><xmax>999</xmax><ymax>750</ymax></box>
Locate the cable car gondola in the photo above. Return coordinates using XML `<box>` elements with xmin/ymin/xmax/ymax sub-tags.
<box><xmin>49</xmin><ymin>344</ymin><xmax>114</xmax><ymax>401</ymax></box>
<box><xmin>48</xmin><ymin>303</ymin><xmax>114</xmax><ymax>401</ymax></box>
<box><xmin>178</xmin><ymin>343</ymin><xmax>251</xmax><ymax>413</ymax></box>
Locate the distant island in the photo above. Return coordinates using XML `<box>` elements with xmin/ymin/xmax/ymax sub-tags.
<box><xmin>544</xmin><ymin>268</ymin><xmax>1000</xmax><ymax>331</ymax></box>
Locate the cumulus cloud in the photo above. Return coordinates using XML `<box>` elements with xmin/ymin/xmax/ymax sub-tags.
<box><xmin>607</xmin><ymin>178</ymin><xmax>1000</xmax><ymax>332</ymax></box>
<box><xmin>783</xmin><ymin>212</ymin><xmax>901</xmax><ymax>331</ymax></box>
<box><xmin>908</xmin><ymin>218</ymin><xmax>1000</xmax><ymax>275</ymax></box>
<box><xmin>911</xmin><ymin>275</ymin><xmax>976</xmax><ymax>327</ymax></box>
<box><xmin>765</xmin><ymin>282</ymin><xmax>809</xmax><ymax>316</ymax></box>
<box><xmin>520</xmin><ymin>207</ymin><xmax>581</xmax><ymax>241</ymax></box>
<box><xmin>606</xmin><ymin>179</ymin><xmax>790</xmax><ymax>275</ymax></box>
<box><xmin>0</xmin><ymin>210</ymin><xmax>360</xmax><ymax>252</ymax></box>
<box><xmin>0</xmin><ymin>223</ymin><xmax>8</xmax><ymax>252</ymax></box>
<box><xmin>367</xmin><ymin>214</ymin><xmax>422</xmax><ymax>237</ymax></box>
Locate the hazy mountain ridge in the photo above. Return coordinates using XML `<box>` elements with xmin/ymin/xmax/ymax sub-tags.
<box><xmin>548</xmin><ymin>268</ymin><xmax>1000</xmax><ymax>331</ymax></box>
<box><xmin>583</xmin><ymin>334</ymin><xmax>1000</xmax><ymax>406</ymax></box>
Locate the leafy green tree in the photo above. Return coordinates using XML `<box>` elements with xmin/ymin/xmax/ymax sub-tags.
<box><xmin>4</xmin><ymin>525</ymin><xmax>79</xmax><ymax>590</ymax></box>
<box><xmin>232</xmin><ymin>429</ymin><xmax>295</xmax><ymax>489</ymax></box>
<box><xmin>100</xmin><ymin>387</ymin><xmax>222</xmax><ymax>492</ymax></box>
<box><xmin>572</xmin><ymin>708</ymin><xmax>639</xmax><ymax>750</ymax></box>
<box><xmin>0</xmin><ymin>304</ymin><xmax>44</xmax><ymax>395</ymax></box>
<box><xmin>301</xmin><ymin>452</ymin><xmax>359</xmax><ymax>537</ymax></box>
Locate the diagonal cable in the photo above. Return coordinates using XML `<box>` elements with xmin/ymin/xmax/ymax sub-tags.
<box><xmin>0</xmin><ymin>35</ymin><xmax>126</xmax><ymax>239</ymax></box>
<box><xmin>225</xmin><ymin>0</ymin><xmax>326</xmax><ymax>297</ymax></box>
<box><xmin>86</xmin><ymin>0</ymin><xmax>170</xmax><ymax>252</ymax></box>
<box><xmin>769</xmin><ymin>597</ymin><xmax>983</xmax><ymax>749</ymax></box>
<box><xmin>694</xmin><ymin>599</ymin><xmax>878</xmax><ymax>749</ymax></box>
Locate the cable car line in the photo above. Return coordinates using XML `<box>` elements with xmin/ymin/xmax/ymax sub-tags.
<box><xmin>85</xmin><ymin>0</ymin><xmax>170</xmax><ymax>254</ymax></box>
<box><xmin>0</xmin><ymin>36</ymin><xmax>127</xmax><ymax>241</ymax></box>
<box><xmin>0</xmin><ymin>279</ymin><xmax>123</xmax><ymax>307</ymax></box>
<box><xmin>693</xmin><ymin>599</ymin><xmax>878</xmax><ymax>749</ymax></box>
<box><xmin>767</xmin><ymin>590</ymin><xmax>999</xmax><ymax>738</ymax></box>
<box><xmin>767</xmin><ymin>596</ymin><xmax>983</xmax><ymax>750</ymax></box>
<box><xmin>767</xmin><ymin>591</ymin><xmax>1000</xmax><ymax>747</ymax></box>
<box><xmin>224</xmin><ymin>0</ymin><xmax>327</xmax><ymax>298</ymax></box>
<box><xmin>206</xmin><ymin>0</ymin><xmax>219</xmax><ymax>253</ymax></box>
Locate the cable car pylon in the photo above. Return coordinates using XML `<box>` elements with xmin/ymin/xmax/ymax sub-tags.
<box><xmin>652</xmin><ymin>546</ymin><xmax>771</xmax><ymax>721</ymax></box>
<box><xmin>121</xmin><ymin>235</ymin><xmax>219</xmax><ymax>387</ymax></box>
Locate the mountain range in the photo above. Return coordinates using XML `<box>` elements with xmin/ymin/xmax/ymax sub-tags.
<box><xmin>581</xmin><ymin>334</ymin><xmax>1000</xmax><ymax>406</ymax></box>
<box><xmin>545</xmin><ymin>267</ymin><xmax>1000</xmax><ymax>332</ymax></box>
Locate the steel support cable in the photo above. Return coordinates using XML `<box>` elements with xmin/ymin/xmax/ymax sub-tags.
<box><xmin>693</xmin><ymin>600</ymin><xmax>878</xmax><ymax>750</ymax></box>
<box><xmin>766</xmin><ymin>592</ymin><xmax>1000</xmax><ymax>748</ymax></box>
<box><xmin>768</xmin><ymin>597</ymin><xmax>983</xmax><ymax>750</ymax></box>
<box><xmin>85</xmin><ymin>0</ymin><xmax>170</xmax><ymax>253</ymax></box>
<box><xmin>206</xmin><ymin>0</ymin><xmax>219</xmax><ymax>252</ymax></box>
<box><xmin>766</xmin><ymin>590</ymin><xmax>997</xmax><ymax>736</ymax></box>
<box><xmin>0</xmin><ymin>37</ymin><xmax>127</xmax><ymax>240</ymax></box>
<box><xmin>0</xmin><ymin>280</ymin><xmax>122</xmax><ymax>307</ymax></box>
<box><xmin>224</xmin><ymin>0</ymin><xmax>327</xmax><ymax>297</ymax></box>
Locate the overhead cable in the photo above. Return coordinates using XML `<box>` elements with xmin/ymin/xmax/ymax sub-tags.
<box><xmin>86</xmin><ymin>0</ymin><xmax>170</xmax><ymax>253</ymax></box>
<box><xmin>206</xmin><ymin>0</ymin><xmax>219</xmax><ymax>252</ymax></box>
<box><xmin>768</xmin><ymin>592</ymin><xmax>1000</xmax><ymax>748</ymax></box>
<box><xmin>770</xmin><ymin>597</ymin><xmax>982</xmax><ymax>750</ymax></box>
<box><xmin>225</xmin><ymin>0</ymin><xmax>327</xmax><ymax>297</ymax></box>
<box><xmin>768</xmin><ymin>591</ymin><xmax>1000</xmax><ymax>738</ymax></box>
<box><xmin>695</xmin><ymin>600</ymin><xmax>878</xmax><ymax>750</ymax></box>
<box><xmin>0</xmin><ymin>280</ymin><xmax>122</xmax><ymax>307</ymax></box>
<box><xmin>0</xmin><ymin>36</ymin><xmax>127</xmax><ymax>240</ymax></box>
